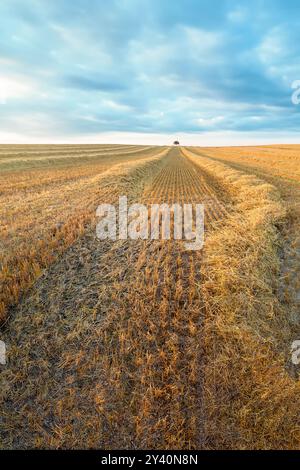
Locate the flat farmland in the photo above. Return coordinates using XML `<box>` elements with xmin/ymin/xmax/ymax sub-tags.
<box><xmin>0</xmin><ymin>144</ymin><xmax>167</xmax><ymax>322</ymax></box>
<box><xmin>1</xmin><ymin>144</ymin><xmax>300</xmax><ymax>449</ymax></box>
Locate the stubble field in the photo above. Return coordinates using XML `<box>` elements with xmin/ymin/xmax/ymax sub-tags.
<box><xmin>1</xmin><ymin>143</ymin><xmax>300</xmax><ymax>449</ymax></box>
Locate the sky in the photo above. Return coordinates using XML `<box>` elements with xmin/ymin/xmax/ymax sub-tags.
<box><xmin>0</xmin><ymin>0</ymin><xmax>300</xmax><ymax>145</ymax></box>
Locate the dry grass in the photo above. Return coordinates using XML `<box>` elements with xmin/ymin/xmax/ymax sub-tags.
<box><xmin>1</xmin><ymin>147</ymin><xmax>229</xmax><ymax>449</ymax></box>
<box><xmin>183</xmin><ymin>147</ymin><xmax>300</xmax><ymax>449</ymax></box>
<box><xmin>191</xmin><ymin>144</ymin><xmax>300</xmax><ymax>182</ymax></box>
<box><xmin>0</xmin><ymin>145</ymin><xmax>167</xmax><ymax>323</ymax></box>
<box><xmin>187</xmin><ymin>145</ymin><xmax>300</xmax><ymax>332</ymax></box>
<box><xmin>88</xmin><ymin>149</ymin><xmax>231</xmax><ymax>449</ymax></box>
<box><xmin>1</xmin><ymin>144</ymin><xmax>300</xmax><ymax>449</ymax></box>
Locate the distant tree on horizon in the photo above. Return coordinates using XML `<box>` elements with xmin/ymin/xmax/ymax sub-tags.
<box><xmin>173</xmin><ymin>140</ymin><xmax>180</xmax><ymax>145</ymax></box>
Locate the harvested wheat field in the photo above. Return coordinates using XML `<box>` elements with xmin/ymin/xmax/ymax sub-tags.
<box><xmin>1</xmin><ymin>144</ymin><xmax>300</xmax><ymax>449</ymax></box>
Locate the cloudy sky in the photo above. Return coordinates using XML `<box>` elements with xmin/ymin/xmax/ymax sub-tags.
<box><xmin>0</xmin><ymin>0</ymin><xmax>300</xmax><ymax>145</ymax></box>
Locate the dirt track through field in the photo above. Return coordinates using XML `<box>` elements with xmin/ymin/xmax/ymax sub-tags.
<box><xmin>1</xmin><ymin>147</ymin><xmax>231</xmax><ymax>449</ymax></box>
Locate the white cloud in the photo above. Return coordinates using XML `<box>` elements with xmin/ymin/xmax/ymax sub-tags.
<box><xmin>101</xmin><ymin>99</ymin><xmax>132</xmax><ymax>112</ymax></box>
<box><xmin>196</xmin><ymin>116</ymin><xmax>225</xmax><ymax>127</ymax></box>
<box><xmin>49</xmin><ymin>23</ymin><xmax>113</xmax><ymax>66</ymax></box>
<box><xmin>227</xmin><ymin>6</ymin><xmax>248</xmax><ymax>23</ymax></box>
<box><xmin>0</xmin><ymin>74</ymin><xmax>36</xmax><ymax>103</ymax></box>
<box><xmin>257</xmin><ymin>27</ymin><xmax>284</xmax><ymax>65</ymax></box>
<box><xmin>0</xmin><ymin>56</ymin><xmax>18</xmax><ymax>66</ymax></box>
<box><xmin>182</xmin><ymin>26</ymin><xmax>221</xmax><ymax>52</ymax></box>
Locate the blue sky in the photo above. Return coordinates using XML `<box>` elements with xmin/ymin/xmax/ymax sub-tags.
<box><xmin>0</xmin><ymin>0</ymin><xmax>300</xmax><ymax>144</ymax></box>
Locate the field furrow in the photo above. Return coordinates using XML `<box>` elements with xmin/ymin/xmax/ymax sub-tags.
<box><xmin>142</xmin><ymin>148</ymin><xmax>229</xmax><ymax>229</ymax></box>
